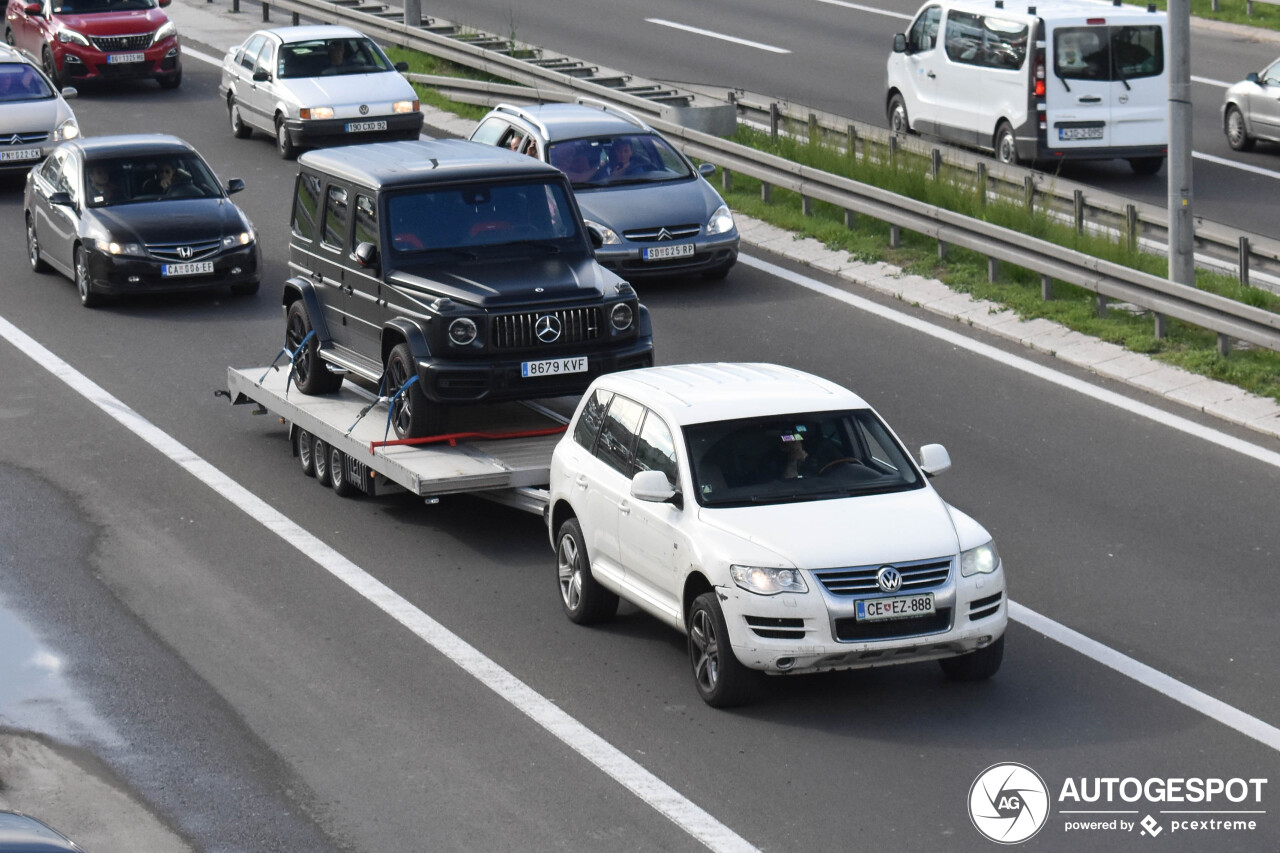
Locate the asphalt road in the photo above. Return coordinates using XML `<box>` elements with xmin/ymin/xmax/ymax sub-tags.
<box><xmin>404</xmin><ymin>0</ymin><xmax>1280</xmax><ymax>238</ymax></box>
<box><xmin>0</xmin><ymin>39</ymin><xmax>1277</xmax><ymax>853</ymax></box>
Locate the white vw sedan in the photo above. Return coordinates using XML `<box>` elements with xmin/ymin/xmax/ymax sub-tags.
<box><xmin>547</xmin><ymin>363</ymin><xmax>1007</xmax><ymax>707</ymax></box>
<box><xmin>217</xmin><ymin>25</ymin><xmax>422</xmax><ymax>159</ymax></box>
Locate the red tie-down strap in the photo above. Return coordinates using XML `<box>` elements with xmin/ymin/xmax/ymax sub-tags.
<box><xmin>370</xmin><ymin>424</ymin><xmax>566</xmax><ymax>452</ymax></box>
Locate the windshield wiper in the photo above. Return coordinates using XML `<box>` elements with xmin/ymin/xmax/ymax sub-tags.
<box><xmin>501</xmin><ymin>240</ymin><xmax>560</xmax><ymax>254</ymax></box>
<box><xmin>748</xmin><ymin>489</ymin><xmax>856</xmax><ymax>504</ymax></box>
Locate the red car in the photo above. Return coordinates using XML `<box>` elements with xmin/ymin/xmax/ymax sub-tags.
<box><xmin>4</xmin><ymin>0</ymin><xmax>180</xmax><ymax>89</ymax></box>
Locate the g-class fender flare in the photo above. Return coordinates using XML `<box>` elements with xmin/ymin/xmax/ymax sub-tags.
<box><xmin>282</xmin><ymin>278</ymin><xmax>333</xmax><ymax>345</ymax></box>
<box><xmin>381</xmin><ymin>317</ymin><xmax>432</xmax><ymax>366</ymax></box>
<box><xmin>636</xmin><ymin>303</ymin><xmax>653</xmax><ymax>339</ymax></box>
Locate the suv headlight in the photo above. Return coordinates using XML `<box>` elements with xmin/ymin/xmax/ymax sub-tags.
<box><xmin>448</xmin><ymin>317</ymin><xmax>477</xmax><ymax>346</ymax></box>
<box><xmin>57</xmin><ymin>29</ymin><xmax>91</xmax><ymax>46</ymax></box>
<box><xmin>54</xmin><ymin>118</ymin><xmax>79</xmax><ymax>141</ymax></box>
<box><xmin>153</xmin><ymin>20</ymin><xmax>176</xmax><ymax>42</ymax></box>
<box><xmin>706</xmin><ymin>205</ymin><xmax>735</xmax><ymax>236</ymax></box>
<box><xmin>730</xmin><ymin>565</ymin><xmax>808</xmax><ymax>596</ymax></box>
<box><xmin>960</xmin><ymin>541</ymin><xmax>1000</xmax><ymax>577</ymax></box>
<box><xmin>94</xmin><ymin>239</ymin><xmax>144</xmax><ymax>257</ymax></box>
<box><xmin>584</xmin><ymin>219</ymin><xmax>620</xmax><ymax>245</ymax></box>
<box><xmin>609</xmin><ymin>302</ymin><xmax>633</xmax><ymax>331</ymax></box>
<box><xmin>299</xmin><ymin>107</ymin><xmax>334</xmax><ymax>120</ymax></box>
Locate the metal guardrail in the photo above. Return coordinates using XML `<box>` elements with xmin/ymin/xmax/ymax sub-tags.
<box><xmin>251</xmin><ymin>0</ymin><xmax>1280</xmax><ymax>353</ymax></box>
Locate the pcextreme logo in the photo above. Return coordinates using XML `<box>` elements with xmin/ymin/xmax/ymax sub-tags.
<box><xmin>969</xmin><ymin>763</ymin><xmax>1051</xmax><ymax>844</ymax></box>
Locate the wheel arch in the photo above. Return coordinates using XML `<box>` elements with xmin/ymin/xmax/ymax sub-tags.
<box><xmin>381</xmin><ymin>317</ymin><xmax>431</xmax><ymax>367</ymax></box>
<box><xmin>283</xmin><ymin>278</ymin><xmax>334</xmax><ymax>344</ymax></box>
<box><xmin>548</xmin><ymin>499</ymin><xmax>577</xmax><ymax>554</ymax></box>
<box><xmin>681</xmin><ymin>571</ymin><xmax>715</xmax><ymax>633</ymax></box>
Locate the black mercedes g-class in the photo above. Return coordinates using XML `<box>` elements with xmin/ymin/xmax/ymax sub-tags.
<box><xmin>282</xmin><ymin>139</ymin><xmax>654</xmax><ymax>438</ymax></box>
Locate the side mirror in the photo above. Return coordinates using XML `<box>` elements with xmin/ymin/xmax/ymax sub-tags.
<box><xmin>226</xmin><ymin>177</ymin><xmax>245</xmax><ymax>195</ymax></box>
<box><xmin>893</xmin><ymin>33</ymin><xmax>907</xmax><ymax>53</ymax></box>
<box><xmin>22</xmin><ymin>2</ymin><xmax>41</xmax><ymax>15</ymax></box>
<box><xmin>585</xmin><ymin>224</ymin><xmax>604</xmax><ymax>250</ymax></box>
<box><xmin>353</xmin><ymin>241</ymin><xmax>379</xmax><ymax>268</ymax></box>
<box><xmin>158</xmin><ymin>0</ymin><xmax>171</xmax><ymax>6</ymax></box>
<box><xmin>252</xmin><ymin>69</ymin><xmax>270</xmax><ymax>83</ymax></box>
<box><xmin>698</xmin><ymin>162</ymin><xmax>716</xmax><ymax>177</ymax></box>
<box><xmin>394</xmin><ymin>61</ymin><xmax>409</xmax><ymax>73</ymax></box>
<box><xmin>61</xmin><ymin>86</ymin><xmax>77</xmax><ymax>99</ymax></box>
<box><xmin>49</xmin><ymin>191</ymin><xmax>73</xmax><ymax>206</ymax></box>
<box><xmin>918</xmin><ymin>443</ymin><xmax>951</xmax><ymax>477</ymax></box>
<box><xmin>1247</xmin><ymin>71</ymin><xmax>1261</xmax><ymax>85</ymax></box>
<box><xmin>631</xmin><ymin>470</ymin><xmax>679</xmax><ymax>505</ymax></box>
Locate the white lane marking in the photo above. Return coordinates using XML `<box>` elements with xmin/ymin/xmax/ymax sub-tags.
<box><xmin>1194</xmin><ymin>149</ymin><xmax>1280</xmax><ymax>179</ymax></box>
<box><xmin>1192</xmin><ymin>74</ymin><xmax>1233</xmax><ymax>88</ymax></box>
<box><xmin>0</xmin><ymin>315</ymin><xmax>759</xmax><ymax>853</ymax></box>
<box><xmin>182</xmin><ymin>45</ymin><xmax>228</xmax><ymax>66</ymax></box>
<box><xmin>811</xmin><ymin>0</ymin><xmax>912</xmax><ymax>19</ymax></box>
<box><xmin>645</xmin><ymin>19</ymin><xmax>791</xmax><ymax>54</ymax></box>
<box><xmin>743</xmin><ymin>254</ymin><xmax>1280</xmax><ymax>471</ymax></box>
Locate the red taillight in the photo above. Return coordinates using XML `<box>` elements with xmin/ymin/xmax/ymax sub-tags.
<box><xmin>1087</xmin><ymin>17</ymin><xmax>1106</xmax><ymax>24</ymax></box>
<box><xmin>1035</xmin><ymin>79</ymin><xmax>1046</xmax><ymax>97</ymax></box>
<box><xmin>1034</xmin><ymin>47</ymin><xmax>1046</xmax><ymax>97</ymax></box>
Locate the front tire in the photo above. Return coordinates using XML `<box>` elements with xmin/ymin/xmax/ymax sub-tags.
<box><xmin>1225</xmin><ymin>105</ymin><xmax>1255</xmax><ymax>152</ymax></box>
<box><xmin>701</xmin><ymin>260</ymin><xmax>734</xmax><ymax>281</ymax></box>
<box><xmin>74</xmin><ymin>245</ymin><xmax>101</xmax><ymax>307</ymax></box>
<box><xmin>229</xmin><ymin>95</ymin><xmax>253</xmax><ymax>139</ymax></box>
<box><xmin>556</xmin><ymin>518</ymin><xmax>619</xmax><ymax>624</ymax></box>
<box><xmin>42</xmin><ymin>47</ymin><xmax>63</xmax><ymax>88</ymax></box>
<box><xmin>157</xmin><ymin>70</ymin><xmax>182</xmax><ymax>90</ymax></box>
<box><xmin>887</xmin><ymin>93</ymin><xmax>910</xmax><ymax>135</ymax></box>
<box><xmin>1128</xmin><ymin>156</ymin><xmax>1163</xmax><ymax>176</ymax></box>
<box><xmin>385</xmin><ymin>342</ymin><xmax>444</xmax><ymax>439</ymax></box>
<box><xmin>688</xmin><ymin>592</ymin><xmax>755</xmax><ymax>708</ymax></box>
<box><xmin>27</xmin><ymin>215</ymin><xmax>49</xmax><ymax>273</ymax></box>
<box><xmin>285</xmin><ymin>300</ymin><xmax>342</xmax><ymax>395</ymax></box>
<box><xmin>276</xmin><ymin>115</ymin><xmax>297</xmax><ymax>160</ymax></box>
<box><xmin>994</xmin><ymin>121</ymin><xmax>1019</xmax><ymax>166</ymax></box>
<box><xmin>939</xmin><ymin>635</ymin><xmax>1004</xmax><ymax>681</ymax></box>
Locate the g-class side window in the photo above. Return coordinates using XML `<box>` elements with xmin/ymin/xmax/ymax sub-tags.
<box><xmin>353</xmin><ymin>193</ymin><xmax>378</xmax><ymax>252</ymax></box>
<box><xmin>291</xmin><ymin>172</ymin><xmax>321</xmax><ymax>241</ymax></box>
<box><xmin>573</xmin><ymin>388</ymin><xmax>614</xmax><ymax>451</ymax></box>
<box><xmin>322</xmin><ymin>184</ymin><xmax>349</xmax><ymax>251</ymax></box>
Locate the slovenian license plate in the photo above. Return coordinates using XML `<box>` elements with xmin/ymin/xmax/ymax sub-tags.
<box><xmin>107</xmin><ymin>53</ymin><xmax>146</xmax><ymax>64</ymax></box>
<box><xmin>345</xmin><ymin>120</ymin><xmax>388</xmax><ymax>133</ymax></box>
<box><xmin>521</xmin><ymin>356</ymin><xmax>587</xmax><ymax>378</ymax></box>
<box><xmin>855</xmin><ymin>593</ymin><xmax>935</xmax><ymax>622</ymax></box>
<box><xmin>642</xmin><ymin>243</ymin><xmax>694</xmax><ymax>261</ymax></box>
<box><xmin>161</xmin><ymin>261</ymin><xmax>215</xmax><ymax>277</ymax></box>
<box><xmin>0</xmin><ymin>148</ymin><xmax>40</xmax><ymax>162</ymax></box>
<box><xmin>1059</xmin><ymin>126</ymin><xmax>1104</xmax><ymax>140</ymax></box>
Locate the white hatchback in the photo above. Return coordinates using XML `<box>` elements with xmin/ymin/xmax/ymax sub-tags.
<box><xmin>547</xmin><ymin>363</ymin><xmax>1007</xmax><ymax>707</ymax></box>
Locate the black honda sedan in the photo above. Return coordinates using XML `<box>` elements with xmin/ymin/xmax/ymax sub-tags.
<box><xmin>23</xmin><ymin>134</ymin><xmax>259</xmax><ymax>307</ymax></box>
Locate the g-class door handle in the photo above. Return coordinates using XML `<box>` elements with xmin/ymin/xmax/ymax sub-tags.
<box><xmin>343</xmin><ymin>283</ymin><xmax>353</xmax><ymax>295</ymax></box>
<box><xmin>927</xmin><ymin>71</ymin><xmax>936</xmax><ymax>78</ymax></box>
<box><xmin>310</xmin><ymin>270</ymin><xmax>322</xmax><ymax>283</ymax></box>
<box><xmin>1079</xmin><ymin>95</ymin><xmax>1102</xmax><ymax>103</ymax></box>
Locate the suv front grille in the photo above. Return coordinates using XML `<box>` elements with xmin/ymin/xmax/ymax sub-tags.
<box><xmin>622</xmin><ymin>223</ymin><xmax>700</xmax><ymax>242</ymax></box>
<box><xmin>0</xmin><ymin>132</ymin><xmax>48</xmax><ymax>145</ymax></box>
<box><xmin>812</xmin><ymin>557</ymin><xmax>952</xmax><ymax>596</ymax></box>
<box><xmin>490</xmin><ymin>307</ymin><xmax>602</xmax><ymax>349</ymax></box>
<box><xmin>91</xmin><ymin>34</ymin><xmax>153</xmax><ymax>52</ymax></box>
<box><xmin>835</xmin><ymin>608</ymin><xmax>952</xmax><ymax>641</ymax></box>
<box><xmin>147</xmin><ymin>239</ymin><xmax>222</xmax><ymax>262</ymax></box>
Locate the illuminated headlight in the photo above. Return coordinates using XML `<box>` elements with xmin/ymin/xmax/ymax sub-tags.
<box><xmin>57</xmin><ymin>29</ymin><xmax>91</xmax><ymax>46</ymax></box>
<box><xmin>960</xmin><ymin>541</ymin><xmax>1000</xmax><ymax>577</ymax></box>
<box><xmin>94</xmin><ymin>239</ymin><xmax>144</xmax><ymax>256</ymax></box>
<box><xmin>447</xmin><ymin>317</ymin><xmax>477</xmax><ymax>346</ymax></box>
<box><xmin>705</xmin><ymin>205</ymin><xmax>735</xmax><ymax>236</ymax></box>
<box><xmin>730</xmin><ymin>565</ymin><xmax>808</xmax><ymax>596</ymax></box>
<box><xmin>153</xmin><ymin>20</ymin><xmax>176</xmax><ymax>42</ymax></box>
<box><xmin>584</xmin><ymin>219</ymin><xmax>620</xmax><ymax>245</ymax></box>
<box><xmin>392</xmin><ymin>99</ymin><xmax>418</xmax><ymax>114</ymax></box>
<box><xmin>609</xmin><ymin>302</ymin><xmax>633</xmax><ymax>331</ymax></box>
<box><xmin>54</xmin><ymin>118</ymin><xmax>79</xmax><ymax>141</ymax></box>
<box><xmin>300</xmin><ymin>107</ymin><xmax>334</xmax><ymax>120</ymax></box>
<box><xmin>222</xmin><ymin>231</ymin><xmax>253</xmax><ymax>248</ymax></box>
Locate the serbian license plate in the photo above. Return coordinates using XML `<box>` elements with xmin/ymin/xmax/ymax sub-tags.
<box><xmin>107</xmin><ymin>52</ymin><xmax>146</xmax><ymax>64</ymax></box>
<box><xmin>643</xmin><ymin>243</ymin><xmax>694</xmax><ymax>261</ymax></box>
<box><xmin>521</xmin><ymin>356</ymin><xmax>587</xmax><ymax>378</ymax></box>
<box><xmin>1059</xmin><ymin>126</ymin><xmax>1104</xmax><ymax>141</ymax></box>
<box><xmin>345</xmin><ymin>120</ymin><xmax>388</xmax><ymax>133</ymax></box>
<box><xmin>161</xmin><ymin>261</ymin><xmax>215</xmax><ymax>277</ymax></box>
<box><xmin>856</xmin><ymin>593</ymin><xmax>935</xmax><ymax>622</ymax></box>
<box><xmin>0</xmin><ymin>148</ymin><xmax>41</xmax><ymax>162</ymax></box>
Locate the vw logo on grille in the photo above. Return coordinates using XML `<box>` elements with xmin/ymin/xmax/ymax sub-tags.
<box><xmin>177</xmin><ymin>246</ymin><xmax>194</xmax><ymax>260</ymax></box>
<box><xmin>876</xmin><ymin>566</ymin><xmax>903</xmax><ymax>593</ymax></box>
<box><xmin>359</xmin><ymin>104</ymin><xmax>370</xmax><ymax>115</ymax></box>
<box><xmin>656</xmin><ymin>227</ymin><xmax>673</xmax><ymax>241</ymax></box>
<box><xmin>534</xmin><ymin>314</ymin><xmax>562</xmax><ymax>343</ymax></box>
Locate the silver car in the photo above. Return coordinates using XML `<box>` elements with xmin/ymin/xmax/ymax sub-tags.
<box><xmin>1223</xmin><ymin>56</ymin><xmax>1280</xmax><ymax>152</ymax></box>
<box><xmin>0</xmin><ymin>43</ymin><xmax>78</xmax><ymax>176</ymax></box>
<box><xmin>217</xmin><ymin>24</ymin><xmax>423</xmax><ymax>159</ymax></box>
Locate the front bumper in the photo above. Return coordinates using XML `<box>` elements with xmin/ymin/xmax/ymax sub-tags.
<box><xmin>56</xmin><ymin>37</ymin><xmax>181</xmax><ymax>82</ymax></box>
<box><xmin>85</xmin><ymin>243</ymin><xmax>260</xmax><ymax>295</ymax></box>
<box><xmin>283</xmin><ymin>112</ymin><xmax>424</xmax><ymax>148</ymax></box>
<box><xmin>595</xmin><ymin>231</ymin><xmax>739</xmax><ymax>279</ymax></box>
<box><xmin>720</xmin><ymin>568</ymin><xmax>1008</xmax><ymax>675</ymax></box>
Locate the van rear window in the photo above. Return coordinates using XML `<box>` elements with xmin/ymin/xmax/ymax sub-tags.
<box><xmin>1054</xmin><ymin>25</ymin><xmax>1162</xmax><ymax>81</ymax></box>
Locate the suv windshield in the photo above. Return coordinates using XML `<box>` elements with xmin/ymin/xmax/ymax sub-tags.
<box><xmin>0</xmin><ymin>63</ymin><xmax>54</xmax><ymax>101</ymax></box>
<box><xmin>52</xmin><ymin>0</ymin><xmax>156</xmax><ymax>11</ymax></box>
<box><xmin>278</xmin><ymin>38</ymin><xmax>393</xmax><ymax>78</ymax></box>
<box><xmin>85</xmin><ymin>154</ymin><xmax>222</xmax><ymax>208</ymax></box>
<box><xmin>547</xmin><ymin>134</ymin><xmax>693</xmax><ymax>188</ymax></box>
<box><xmin>686</xmin><ymin>410</ymin><xmax>924</xmax><ymax>507</ymax></box>
<box><xmin>386</xmin><ymin>179</ymin><xmax>580</xmax><ymax>256</ymax></box>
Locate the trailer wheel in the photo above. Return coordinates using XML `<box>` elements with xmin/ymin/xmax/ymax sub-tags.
<box><xmin>329</xmin><ymin>446</ymin><xmax>358</xmax><ymax>497</ymax></box>
<box><xmin>295</xmin><ymin>427</ymin><xmax>315</xmax><ymax>477</ymax></box>
<box><xmin>386</xmin><ymin>342</ymin><xmax>445</xmax><ymax>439</ymax></box>
<box><xmin>286</xmin><ymin>301</ymin><xmax>342</xmax><ymax>395</ymax></box>
<box><xmin>313</xmin><ymin>436</ymin><xmax>332</xmax><ymax>487</ymax></box>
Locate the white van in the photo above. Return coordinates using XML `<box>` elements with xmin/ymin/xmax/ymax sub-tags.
<box><xmin>886</xmin><ymin>0</ymin><xmax>1168</xmax><ymax>174</ymax></box>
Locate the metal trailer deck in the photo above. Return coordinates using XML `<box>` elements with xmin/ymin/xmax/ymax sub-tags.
<box><xmin>226</xmin><ymin>366</ymin><xmax>568</xmax><ymax>515</ymax></box>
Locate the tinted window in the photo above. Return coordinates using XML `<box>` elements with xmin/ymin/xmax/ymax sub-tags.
<box><xmin>0</xmin><ymin>63</ymin><xmax>53</xmax><ymax>101</ymax></box>
<box><xmin>594</xmin><ymin>395</ymin><xmax>644</xmax><ymax>476</ymax></box>
<box><xmin>385</xmin><ymin>180</ymin><xmax>578</xmax><ymax>255</ymax></box>
<box><xmin>353</xmin><ymin>193</ymin><xmax>377</xmax><ymax>250</ymax></box>
<box><xmin>945</xmin><ymin>11</ymin><xmax>1028</xmax><ymax>69</ymax></box>
<box><xmin>634</xmin><ymin>411</ymin><xmax>678</xmax><ymax>486</ymax></box>
<box><xmin>908</xmin><ymin>6</ymin><xmax>942</xmax><ymax>52</ymax></box>
<box><xmin>292</xmin><ymin>173</ymin><xmax>321</xmax><ymax>241</ymax></box>
<box><xmin>83</xmin><ymin>154</ymin><xmax>220</xmax><ymax>208</ymax></box>
<box><xmin>573</xmin><ymin>388</ymin><xmax>613</xmax><ymax>450</ymax></box>
<box><xmin>548</xmin><ymin>133</ymin><xmax>693</xmax><ymax>188</ymax></box>
<box><xmin>322</xmin><ymin>185</ymin><xmax>349</xmax><ymax>250</ymax></box>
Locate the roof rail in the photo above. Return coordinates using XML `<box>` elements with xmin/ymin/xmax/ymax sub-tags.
<box><xmin>492</xmin><ymin>102</ymin><xmax>550</xmax><ymax>138</ymax></box>
<box><xmin>575</xmin><ymin>96</ymin><xmax>649</xmax><ymax>131</ymax></box>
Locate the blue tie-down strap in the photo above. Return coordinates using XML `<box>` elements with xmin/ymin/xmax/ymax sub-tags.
<box><xmin>383</xmin><ymin>375</ymin><xmax>418</xmax><ymax>443</ymax></box>
<box><xmin>281</xmin><ymin>329</ymin><xmax>317</xmax><ymax>396</ymax></box>
<box><xmin>259</xmin><ymin>329</ymin><xmax>313</xmax><ymax>384</ymax></box>
<box><xmin>345</xmin><ymin>375</ymin><xmax>388</xmax><ymax>436</ymax></box>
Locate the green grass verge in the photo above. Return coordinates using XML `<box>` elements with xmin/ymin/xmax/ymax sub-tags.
<box><xmin>1150</xmin><ymin>0</ymin><xmax>1280</xmax><ymax>33</ymax></box>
